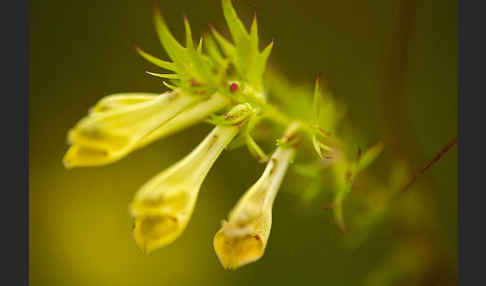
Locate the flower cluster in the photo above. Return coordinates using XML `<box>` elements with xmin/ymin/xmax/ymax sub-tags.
<box><xmin>64</xmin><ymin>0</ymin><xmax>382</xmax><ymax>270</ymax></box>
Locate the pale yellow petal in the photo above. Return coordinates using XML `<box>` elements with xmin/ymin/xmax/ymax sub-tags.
<box><xmin>90</xmin><ymin>93</ymin><xmax>157</xmax><ymax>113</ymax></box>
<box><xmin>213</xmin><ymin>123</ymin><xmax>299</xmax><ymax>269</ymax></box>
<box><xmin>64</xmin><ymin>91</ymin><xmax>231</xmax><ymax>168</ymax></box>
<box><xmin>130</xmin><ymin>105</ymin><xmax>252</xmax><ymax>253</ymax></box>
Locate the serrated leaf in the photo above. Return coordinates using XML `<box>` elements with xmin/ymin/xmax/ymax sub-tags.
<box><xmin>152</xmin><ymin>7</ymin><xmax>221</xmax><ymax>91</ymax></box>
<box><xmin>213</xmin><ymin>0</ymin><xmax>273</xmax><ymax>91</ymax></box>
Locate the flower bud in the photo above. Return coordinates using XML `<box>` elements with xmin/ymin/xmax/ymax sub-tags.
<box><xmin>130</xmin><ymin>104</ymin><xmax>252</xmax><ymax>253</ymax></box>
<box><xmin>214</xmin><ymin>123</ymin><xmax>300</xmax><ymax>269</ymax></box>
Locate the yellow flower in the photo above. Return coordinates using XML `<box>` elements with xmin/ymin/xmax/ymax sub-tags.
<box><xmin>136</xmin><ymin>92</ymin><xmax>229</xmax><ymax>149</ymax></box>
<box><xmin>130</xmin><ymin>104</ymin><xmax>252</xmax><ymax>254</ymax></box>
<box><xmin>63</xmin><ymin>90</ymin><xmax>229</xmax><ymax>168</ymax></box>
<box><xmin>213</xmin><ymin>123</ymin><xmax>300</xmax><ymax>269</ymax></box>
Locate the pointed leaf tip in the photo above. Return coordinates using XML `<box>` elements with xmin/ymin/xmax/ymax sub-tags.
<box><xmin>135</xmin><ymin>47</ymin><xmax>178</xmax><ymax>71</ymax></box>
<box><xmin>222</xmin><ymin>0</ymin><xmax>249</xmax><ymax>42</ymax></box>
<box><xmin>145</xmin><ymin>71</ymin><xmax>180</xmax><ymax>79</ymax></box>
<box><xmin>252</xmin><ymin>8</ymin><xmax>258</xmax><ymax>26</ymax></box>
<box><xmin>153</xmin><ymin>0</ymin><xmax>162</xmax><ymax>18</ymax></box>
<box><xmin>184</xmin><ymin>14</ymin><xmax>194</xmax><ymax>48</ymax></box>
<box><xmin>153</xmin><ymin>0</ymin><xmax>160</xmax><ymax>11</ymax></box>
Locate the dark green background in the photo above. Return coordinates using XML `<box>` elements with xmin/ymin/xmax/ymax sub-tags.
<box><xmin>30</xmin><ymin>0</ymin><xmax>457</xmax><ymax>285</ymax></box>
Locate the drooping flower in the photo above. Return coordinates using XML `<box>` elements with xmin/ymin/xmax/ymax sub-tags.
<box><xmin>130</xmin><ymin>104</ymin><xmax>253</xmax><ymax>253</ymax></box>
<box><xmin>213</xmin><ymin>123</ymin><xmax>300</xmax><ymax>269</ymax></box>
<box><xmin>136</xmin><ymin>92</ymin><xmax>230</xmax><ymax>149</ymax></box>
<box><xmin>63</xmin><ymin>90</ymin><xmax>229</xmax><ymax>168</ymax></box>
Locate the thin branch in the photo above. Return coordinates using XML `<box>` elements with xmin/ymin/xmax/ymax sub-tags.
<box><xmin>400</xmin><ymin>135</ymin><xmax>458</xmax><ymax>193</ymax></box>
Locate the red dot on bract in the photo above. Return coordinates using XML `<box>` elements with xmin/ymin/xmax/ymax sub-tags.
<box><xmin>230</xmin><ymin>83</ymin><xmax>239</xmax><ymax>93</ymax></box>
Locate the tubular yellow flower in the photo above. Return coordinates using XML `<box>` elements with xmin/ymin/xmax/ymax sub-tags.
<box><xmin>130</xmin><ymin>104</ymin><xmax>252</xmax><ymax>254</ymax></box>
<box><xmin>63</xmin><ymin>90</ymin><xmax>230</xmax><ymax>168</ymax></box>
<box><xmin>213</xmin><ymin>123</ymin><xmax>300</xmax><ymax>270</ymax></box>
<box><xmin>136</xmin><ymin>92</ymin><xmax>230</xmax><ymax>149</ymax></box>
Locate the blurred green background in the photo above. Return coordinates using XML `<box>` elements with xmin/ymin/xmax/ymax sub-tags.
<box><xmin>30</xmin><ymin>0</ymin><xmax>457</xmax><ymax>285</ymax></box>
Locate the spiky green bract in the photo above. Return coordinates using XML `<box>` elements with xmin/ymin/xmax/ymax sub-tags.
<box><xmin>135</xmin><ymin>46</ymin><xmax>178</xmax><ymax>72</ymax></box>
<box><xmin>154</xmin><ymin>9</ymin><xmax>218</xmax><ymax>91</ymax></box>
<box><xmin>331</xmin><ymin>141</ymin><xmax>384</xmax><ymax>232</ymax></box>
<box><xmin>136</xmin><ymin>6</ymin><xmax>223</xmax><ymax>96</ymax></box>
<box><xmin>137</xmin><ymin>1</ymin><xmax>273</xmax><ymax>100</ymax></box>
<box><xmin>264</xmin><ymin>71</ymin><xmax>345</xmax><ymax>131</ymax></box>
<box><xmin>209</xmin><ymin>0</ymin><xmax>274</xmax><ymax>93</ymax></box>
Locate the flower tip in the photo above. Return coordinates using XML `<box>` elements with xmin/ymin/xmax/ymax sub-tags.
<box><xmin>132</xmin><ymin>214</ymin><xmax>181</xmax><ymax>254</ymax></box>
<box><xmin>213</xmin><ymin>228</ymin><xmax>265</xmax><ymax>270</ymax></box>
<box><xmin>62</xmin><ymin>147</ymin><xmax>79</xmax><ymax>169</ymax></box>
<box><xmin>62</xmin><ymin>158</ymin><xmax>74</xmax><ymax>169</ymax></box>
